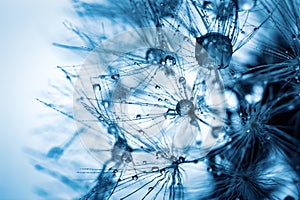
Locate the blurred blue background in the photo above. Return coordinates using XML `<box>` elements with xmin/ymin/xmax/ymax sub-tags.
<box><xmin>0</xmin><ymin>0</ymin><xmax>76</xmax><ymax>199</ymax></box>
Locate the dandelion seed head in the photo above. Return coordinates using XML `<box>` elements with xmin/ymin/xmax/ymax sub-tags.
<box><xmin>31</xmin><ymin>0</ymin><xmax>300</xmax><ymax>199</ymax></box>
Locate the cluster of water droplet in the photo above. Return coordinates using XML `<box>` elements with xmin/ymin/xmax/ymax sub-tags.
<box><xmin>31</xmin><ymin>0</ymin><xmax>300</xmax><ymax>199</ymax></box>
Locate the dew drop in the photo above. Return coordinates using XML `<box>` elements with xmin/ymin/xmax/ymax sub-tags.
<box><xmin>143</xmin><ymin>161</ymin><xmax>147</xmax><ymax>165</ymax></box>
<box><xmin>176</xmin><ymin>99</ymin><xmax>194</xmax><ymax>116</ymax></box>
<box><xmin>178</xmin><ymin>77</ymin><xmax>186</xmax><ymax>85</ymax></box>
<box><xmin>196</xmin><ymin>32</ymin><xmax>232</xmax><ymax>69</ymax></box>
<box><xmin>146</xmin><ymin>48</ymin><xmax>165</xmax><ymax>64</ymax></box>
<box><xmin>151</xmin><ymin>166</ymin><xmax>159</xmax><ymax>172</ymax></box>
<box><xmin>288</xmin><ymin>105</ymin><xmax>295</xmax><ymax>110</ymax></box>
<box><xmin>108</xmin><ymin>124</ymin><xmax>118</xmax><ymax>135</ymax></box>
<box><xmin>178</xmin><ymin>156</ymin><xmax>185</xmax><ymax>163</ymax></box>
<box><xmin>102</xmin><ymin>101</ymin><xmax>109</xmax><ymax>108</ymax></box>
<box><xmin>164</xmin><ymin>55</ymin><xmax>176</xmax><ymax>67</ymax></box>
<box><xmin>148</xmin><ymin>187</ymin><xmax>154</xmax><ymax>192</ymax></box>
<box><xmin>132</xmin><ymin>175</ymin><xmax>138</xmax><ymax>180</ymax></box>
<box><xmin>207</xmin><ymin>167</ymin><xmax>213</xmax><ymax>172</ymax></box>
<box><xmin>237</xmin><ymin>0</ymin><xmax>257</xmax><ymax>11</ymax></box>
<box><xmin>160</xmin><ymin>168</ymin><xmax>166</xmax><ymax>174</ymax></box>
<box><xmin>156</xmin><ymin>151</ymin><xmax>163</xmax><ymax>159</ymax></box>
<box><xmin>136</xmin><ymin>114</ymin><xmax>141</xmax><ymax>119</ymax></box>
<box><xmin>93</xmin><ymin>83</ymin><xmax>101</xmax><ymax>91</ymax></box>
<box><xmin>155</xmin><ymin>85</ymin><xmax>161</xmax><ymax>89</ymax></box>
<box><xmin>111</xmin><ymin>74</ymin><xmax>120</xmax><ymax>80</ymax></box>
<box><xmin>284</xmin><ymin>196</ymin><xmax>295</xmax><ymax>200</ymax></box>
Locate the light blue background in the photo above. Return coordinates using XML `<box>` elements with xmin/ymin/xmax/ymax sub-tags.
<box><xmin>0</xmin><ymin>1</ymin><xmax>78</xmax><ymax>199</ymax></box>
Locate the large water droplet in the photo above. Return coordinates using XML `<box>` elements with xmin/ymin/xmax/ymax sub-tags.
<box><xmin>196</xmin><ymin>32</ymin><xmax>232</xmax><ymax>69</ymax></box>
<box><xmin>146</xmin><ymin>48</ymin><xmax>166</xmax><ymax>64</ymax></box>
<box><xmin>176</xmin><ymin>99</ymin><xmax>194</xmax><ymax>116</ymax></box>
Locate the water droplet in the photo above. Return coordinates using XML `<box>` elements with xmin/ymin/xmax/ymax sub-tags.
<box><xmin>108</xmin><ymin>125</ymin><xmax>118</xmax><ymax>135</ymax></box>
<box><xmin>111</xmin><ymin>74</ymin><xmax>120</xmax><ymax>80</ymax></box>
<box><xmin>196</xmin><ymin>140</ymin><xmax>202</xmax><ymax>145</ymax></box>
<box><xmin>284</xmin><ymin>196</ymin><xmax>295</xmax><ymax>200</ymax></box>
<box><xmin>146</xmin><ymin>48</ymin><xmax>165</xmax><ymax>64</ymax></box>
<box><xmin>212</xmin><ymin>127</ymin><xmax>223</xmax><ymax>138</ymax></box>
<box><xmin>136</xmin><ymin>114</ymin><xmax>141</xmax><ymax>119</ymax></box>
<box><xmin>237</xmin><ymin>0</ymin><xmax>257</xmax><ymax>11</ymax></box>
<box><xmin>196</xmin><ymin>33</ymin><xmax>232</xmax><ymax>69</ymax></box>
<box><xmin>164</xmin><ymin>55</ymin><xmax>176</xmax><ymax>67</ymax></box>
<box><xmin>148</xmin><ymin>187</ymin><xmax>154</xmax><ymax>192</ymax></box>
<box><xmin>176</xmin><ymin>99</ymin><xmax>194</xmax><ymax>116</ymax></box>
<box><xmin>288</xmin><ymin>105</ymin><xmax>295</xmax><ymax>110</ymax></box>
<box><xmin>207</xmin><ymin>167</ymin><xmax>213</xmax><ymax>172</ymax></box>
<box><xmin>155</xmin><ymin>85</ymin><xmax>161</xmax><ymax>89</ymax></box>
<box><xmin>160</xmin><ymin>168</ymin><xmax>166</xmax><ymax>174</ymax></box>
<box><xmin>102</xmin><ymin>101</ymin><xmax>109</xmax><ymax>108</ymax></box>
<box><xmin>93</xmin><ymin>83</ymin><xmax>101</xmax><ymax>91</ymax></box>
<box><xmin>151</xmin><ymin>166</ymin><xmax>159</xmax><ymax>172</ymax></box>
<box><xmin>178</xmin><ymin>77</ymin><xmax>186</xmax><ymax>85</ymax></box>
<box><xmin>143</xmin><ymin>161</ymin><xmax>147</xmax><ymax>165</ymax></box>
<box><xmin>132</xmin><ymin>175</ymin><xmax>138</xmax><ymax>180</ymax></box>
<box><xmin>178</xmin><ymin>157</ymin><xmax>185</xmax><ymax>163</ymax></box>
<box><xmin>156</xmin><ymin>151</ymin><xmax>163</xmax><ymax>159</ymax></box>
